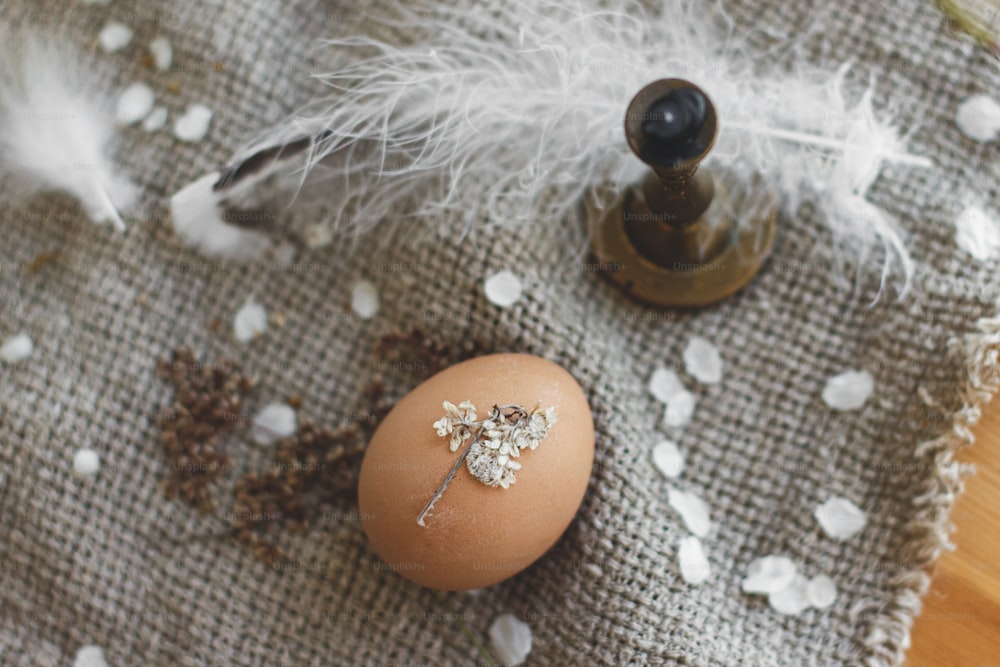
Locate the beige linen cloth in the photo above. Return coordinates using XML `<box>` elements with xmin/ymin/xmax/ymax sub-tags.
<box><xmin>1</xmin><ymin>0</ymin><xmax>999</xmax><ymax>665</ymax></box>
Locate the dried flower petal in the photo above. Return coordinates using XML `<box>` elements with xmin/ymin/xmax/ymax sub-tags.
<box><xmin>142</xmin><ymin>106</ymin><xmax>168</xmax><ymax>132</ymax></box>
<box><xmin>0</xmin><ymin>333</ymin><xmax>33</xmax><ymax>362</ymax></box>
<box><xmin>651</xmin><ymin>440</ymin><xmax>684</xmax><ymax>479</ymax></box>
<box><xmin>768</xmin><ymin>573</ymin><xmax>811</xmax><ymax>615</ymax></box>
<box><xmin>683</xmin><ymin>336</ymin><xmax>723</xmax><ymax>384</ymax></box>
<box><xmin>648</xmin><ymin>366</ymin><xmax>684</xmax><ymax>403</ymax></box>
<box><xmin>814</xmin><ymin>496</ymin><xmax>867</xmax><ymax>540</ymax></box>
<box><xmin>806</xmin><ymin>574</ymin><xmax>838</xmax><ymax>608</ymax></box>
<box><xmin>233</xmin><ymin>299</ymin><xmax>267</xmax><ymax>342</ymax></box>
<box><xmin>742</xmin><ymin>555</ymin><xmax>798</xmax><ymax>594</ymax></box>
<box><xmin>351</xmin><ymin>279</ymin><xmax>379</xmax><ymax>319</ymax></box>
<box><xmin>252</xmin><ymin>403</ymin><xmax>297</xmax><ymax>445</ymax></box>
<box><xmin>667</xmin><ymin>487</ymin><xmax>712</xmax><ymax>537</ymax></box>
<box><xmin>821</xmin><ymin>370</ymin><xmax>874</xmax><ymax>411</ymax></box>
<box><xmin>73</xmin><ymin>448</ymin><xmax>100</xmax><ymax>479</ymax></box>
<box><xmin>663</xmin><ymin>389</ymin><xmax>696</xmax><ymax>428</ymax></box>
<box><xmin>955</xmin><ymin>205</ymin><xmax>1000</xmax><ymax>261</ymax></box>
<box><xmin>116</xmin><ymin>83</ymin><xmax>154</xmax><ymax>125</ymax></box>
<box><xmin>174</xmin><ymin>104</ymin><xmax>213</xmax><ymax>142</ymax></box>
<box><xmin>956</xmin><ymin>94</ymin><xmax>1000</xmax><ymax>143</ymax></box>
<box><xmin>484</xmin><ymin>270</ymin><xmax>522</xmax><ymax>308</ymax></box>
<box><xmin>149</xmin><ymin>37</ymin><xmax>173</xmax><ymax>71</ymax></box>
<box><xmin>74</xmin><ymin>646</ymin><xmax>109</xmax><ymax>667</ymax></box>
<box><xmin>98</xmin><ymin>23</ymin><xmax>132</xmax><ymax>53</ymax></box>
<box><xmin>677</xmin><ymin>536</ymin><xmax>711</xmax><ymax>584</ymax></box>
<box><xmin>489</xmin><ymin>613</ymin><xmax>532</xmax><ymax>666</ymax></box>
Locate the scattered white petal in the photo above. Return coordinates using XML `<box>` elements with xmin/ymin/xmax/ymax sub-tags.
<box><xmin>768</xmin><ymin>573</ymin><xmax>811</xmax><ymax>615</ymax></box>
<box><xmin>142</xmin><ymin>106</ymin><xmax>168</xmax><ymax>133</ymax></box>
<box><xmin>821</xmin><ymin>370</ymin><xmax>874</xmax><ymax>411</ymax></box>
<box><xmin>806</xmin><ymin>574</ymin><xmax>838</xmax><ymax>609</ymax></box>
<box><xmin>651</xmin><ymin>440</ymin><xmax>684</xmax><ymax>479</ymax></box>
<box><xmin>173</xmin><ymin>104</ymin><xmax>213</xmax><ymax>142</ymax></box>
<box><xmin>956</xmin><ymin>94</ymin><xmax>1000</xmax><ymax>143</ymax></box>
<box><xmin>683</xmin><ymin>337</ymin><xmax>723</xmax><ymax>384</ymax></box>
<box><xmin>73</xmin><ymin>448</ymin><xmax>101</xmax><ymax>479</ymax></box>
<box><xmin>0</xmin><ymin>333</ymin><xmax>33</xmax><ymax>362</ymax></box>
<box><xmin>742</xmin><ymin>555</ymin><xmax>798</xmax><ymax>594</ymax></box>
<box><xmin>73</xmin><ymin>646</ymin><xmax>108</xmax><ymax>667</ymax></box>
<box><xmin>115</xmin><ymin>83</ymin><xmax>155</xmax><ymax>125</ymax></box>
<box><xmin>484</xmin><ymin>270</ymin><xmax>523</xmax><ymax>308</ymax></box>
<box><xmin>233</xmin><ymin>299</ymin><xmax>267</xmax><ymax>342</ymax></box>
<box><xmin>489</xmin><ymin>613</ymin><xmax>532</xmax><ymax>666</ymax></box>
<box><xmin>252</xmin><ymin>403</ymin><xmax>297</xmax><ymax>445</ymax></box>
<box><xmin>663</xmin><ymin>390</ymin><xmax>696</xmax><ymax>428</ymax></box>
<box><xmin>955</xmin><ymin>206</ymin><xmax>1000</xmax><ymax>261</ymax></box>
<box><xmin>814</xmin><ymin>496</ymin><xmax>867</xmax><ymax>540</ymax></box>
<box><xmin>98</xmin><ymin>23</ymin><xmax>133</xmax><ymax>53</ymax></box>
<box><xmin>648</xmin><ymin>366</ymin><xmax>684</xmax><ymax>403</ymax></box>
<box><xmin>677</xmin><ymin>536</ymin><xmax>711</xmax><ymax>584</ymax></box>
<box><xmin>351</xmin><ymin>280</ymin><xmax>379</xmax><ymax>319</ymax></box>
<box><xmin>667</xmin><ymin>487</ymin><xmax>712</xmax><ymax>537</ymax></box>
<box><xmin>149</xmin><ymin>37</ymin><xmax>173</xmax><ymax>71</ymax></box>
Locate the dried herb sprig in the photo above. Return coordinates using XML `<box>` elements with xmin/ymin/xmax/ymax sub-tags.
<box><xmin>154</xmin><ymin>328</ymin><xmax>493</xmax><ymax>561</ymax></box>
<box><xmin>417</xmin><ymin>401</ymin><xmax>556</xmax><ymax>527</ymax></box>
<box><xmin>155</xmin><ymin>346</ymin><xmax>257</xmax><ymax>511</ymax></box>
<box><xmin>231</xmin><ymin>421</ymin><xmax>366</xmax><ymax>563</ymax></box>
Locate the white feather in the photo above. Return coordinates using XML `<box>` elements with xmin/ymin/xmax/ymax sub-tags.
<box><xmin>176</xmin><ymin>0</ymin><xmax>929</xmax><ymax>293</ymax></box>
<box><xmin>0</xmin><ymin>29</ymin><xmax>138</xmax><ymax>230</ymax></box>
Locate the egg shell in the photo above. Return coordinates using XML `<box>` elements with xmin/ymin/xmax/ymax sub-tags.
<box><xmin>358</xmin><ymin>353</ymin><xmax>594</xmax><ymax>590</ymax></box>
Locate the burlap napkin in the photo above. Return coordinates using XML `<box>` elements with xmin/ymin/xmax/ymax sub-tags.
<box><xmin>1</xmin><ymin>0</ymin><xmax>998</xmax><ymax>665</ymax></box>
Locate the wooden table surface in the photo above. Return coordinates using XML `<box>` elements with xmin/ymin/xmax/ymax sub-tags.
<box><xmin>906</xmin><ymin>394</ymin><xmax>1000</xmax><ymax>666</ymax></box>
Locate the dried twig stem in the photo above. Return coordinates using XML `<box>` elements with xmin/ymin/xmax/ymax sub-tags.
<box><xmin>416</xmin><ymin>404</ymin><xmax>525</xmax><ymax>527</ymax></box>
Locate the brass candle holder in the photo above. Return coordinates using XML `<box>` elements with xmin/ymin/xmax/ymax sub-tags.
<box><xmin>586</xmin><ymin>79</ymin><xmax>777</xmax><ymax>308</ymax></box>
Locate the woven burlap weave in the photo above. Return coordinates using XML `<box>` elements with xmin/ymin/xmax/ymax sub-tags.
<box><xmin>2</xmin><ymin>0</ymin><xmax>999</xmax><ymax>665</ymax></box>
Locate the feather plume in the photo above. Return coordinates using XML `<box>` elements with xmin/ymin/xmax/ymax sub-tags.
<box><xmin>0</xmin><ymin>28</ymin><xmax>138</xmax><ymax>230</ymax></box>
<box><xmin>172</xmin><ymin>0</ymin><xmax>930</xmax><ymax>293</ymax></box>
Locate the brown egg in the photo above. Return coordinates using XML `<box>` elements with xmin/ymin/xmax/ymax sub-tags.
<box><xmin>358</xmin><ymin>353</ymin><xmax>594</xmax><ymax>590</ymax></box>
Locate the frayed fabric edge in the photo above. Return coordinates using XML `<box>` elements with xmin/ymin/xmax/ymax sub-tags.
<box><xmin>863</xmin><ymin>312</ymin><xmax>1000</xmax><ymax>666</ymax></box>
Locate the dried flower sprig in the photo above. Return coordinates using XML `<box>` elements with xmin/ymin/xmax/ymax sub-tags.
<box><xmin>417</xmin><ymin>400</ymin><xmax>556</xmax><ymax>527</ymax></box>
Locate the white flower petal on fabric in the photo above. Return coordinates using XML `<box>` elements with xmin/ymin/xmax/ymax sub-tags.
<box><xmin>663</xmin><ymin>390</ymin><xmax>696</xmax><ymax>428</ymax></box>
<box><xmin>489</xmin><ymin>613</ymin><xmax>532</xmax><ymax>666</ymax></box>
<box><xmin>0</xmin><ymin>333</ymin><xmax>33</xmax><ymax>362</ymax></box>
<box><xmin>955</xmin><ymin>205</ymin><xmax>1000</xmax><ymax>261</ymax></box>
<box><xmin>768</xmin><ymin>573</ymin><xmax>812</xmax><ymax>615</ymax></box>
<box><xmin>806</xmin><ymin>574</ymin><xmax>838</xmax><ymax>609</ymax></box>
<box><xmin>115</xmin><ymin>82</ymin><xmax>154</xmax><ymax>125</ymax></box>
<box><xmin>149</xmin><ymin>37</ymin><xmax>173</xmax><ymax>71</ymax></box>
<box><xmin>252</xmin><ymin>403</ymin><xmax>297</xmax><ymax>445</ymax></box>
<box><xmin>142</xmin><ymin>106</ymin><xmax>168</xmax><ymax>132</ymax></box>
<box><xmin>98</xmin><ymin>23</ymin><xmax>132</xmax><ymax>53</ymax></box>
<box><xmin>677</xmin><ymin>536</ymin><xmax>711</xmax><ymax>584</ymax></box>
<box><xmin>956</xmin><ymin>94</ymin><xmax>1000</xmax><ymax>143</ymax></box>
<box><xmin>233</xmin><ymin>299</ymin><xmax>267</xmax><ymax>342</ymax></box>
<box><xmin>73</xmin><ymin>646</ymin><xmax>109</xmax><ymax>667</ymax></box>
<box><xmin>742</xmin><ymin>555</ymin><xmax>798</xmax><ymax>594</ymax></box>
<box><xmin>683</xmin><ymin>336</ymin><xmax>723</xmax><ymax>384</ymax></box>
<box><xmin>648</xmin><ymin>366</ymin><xmax>684</xmax><ymax>403</ymax></box>
<box><xmin>484</xmin><ymin>270</ymin><xmax>523</xmax><ymax>308</ymax></box>
<box><xmin>73</xmin><ymin>448</ymin><xmax>100</xmax><ymax>479</ymax></box>
<box><xmin>350</xmin><ymin>279</ymin><xmax>379</xmax><ymax>319</ymax></box>
<box><xmin>821</xmin><ymin>370</ymin><xmax>874</xmax><ymax>411</ymax></box>
<box><xmin>174</xmin><ymin>104</ymin><xmax>213</xmax><ymax>142</ymax></box>
<box><xmin>667</xmin><ymin>487</ymin><xmax>712</xmax><ymax>537</ymax></box>
<box><xmin>651</xmin><ymin>440</ymin><xmax>684</xmax><ymax>479</ymax></box>
<box><xmin>814</xmin><ymin>496</ymin><xmax>867</xmax><ymax>540</ymax></box>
